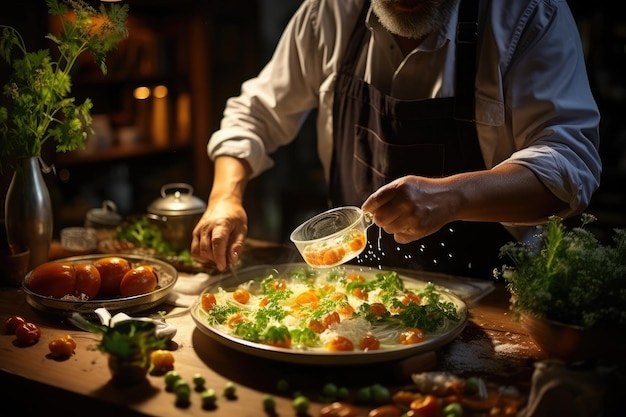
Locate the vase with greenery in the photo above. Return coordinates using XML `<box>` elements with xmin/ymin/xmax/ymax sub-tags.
<box><xmin>70</xmin><ymin>308</ymin><xmax>172</xmax><ymax>386</ymax></box>
<box><xmin>496</xmin><ymin>214</ymin><xmax>626</xmax><ymax>362</ymax></box>
<box><xmin>0</xmin><ymin>0</ymin><xmax>128</xmax><ymax>269</ymax></box>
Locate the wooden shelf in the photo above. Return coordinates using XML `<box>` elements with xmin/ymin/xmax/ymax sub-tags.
<box><xmin>54</xmin><ymin>142</ymin><xmax>190</xmax><ymax>166</ymax></box>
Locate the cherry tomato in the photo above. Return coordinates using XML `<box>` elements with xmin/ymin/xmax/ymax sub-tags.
<box><xmin>150</xmin><ymin>349</ymin><xmax>175</xmax><ymax>371</ymax></box>
<box><xmin>360</xmin><ymin>334</ymin><xmax>381</xmax><ymax>351</ymax></box>
<box><xmin>400</xmin><ymin>327</ymin><xmax>426</xmax><ymax>345</ymax></box>
<box><xmin>74</xmin><ymin>262</ymin><xmax>101</xmax><ymax>299</ymax></box>
<box><xmin>233</xmin><ymin>288</ymin><xmax>251</xmax><ymax>304</ymax></box>
<box><xmin>119</xmin><ymin>265</ymin><xmax>157</xmax><ymax>297</ymax></box>
<box><xmin>201</xmin><ymin>293</ymin><xmax>217</xmax><ymax>310</ymax></box>
<box><xmin>322</xmin><ymin>311</ymin><xmax>341</xmax><ymax>328</ymax></box>
<box><xmin>27</xmin><ymin>261</ymin><xmax>76</xmax><ymax>298</ymax></box>
<box><xmin>15</xmin><ymin>322</ymin><xmax>41</xmax><ymax>345</ymax></box>
<box><xmin>369</xmin><ymin>303</ymin><xmax>388</xmax><ymax>316</ymax></box>
<box><xmin>326</xmin><ymin>335</ymin><xmax>354</xmax><ymax>352</ymax></box>
<box><xmin>5</xmin><ymin>315</ymin><xmax>27</xmax><ymax>334</ymax></box>
<box><xmin>409</xmin><ymin>394</ymin><xmax>440</xmax><ymax>417</ymax></box>
<box><xmin>93</xmin><ymin>256</ymin><xmax>131</xmax><ymax>296</ymax></box>
<box><xmin>48</xmin><ymin>334</ymin><xmax>76</xmax><ymax>358</ymax></box>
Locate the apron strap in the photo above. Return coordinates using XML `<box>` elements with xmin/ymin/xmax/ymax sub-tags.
<box><xmin>454</xmin><ymin>0</ymin><xmax>479</xmax><ymax>122</ymax></box>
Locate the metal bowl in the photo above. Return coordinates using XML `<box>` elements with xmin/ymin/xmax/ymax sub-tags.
<box><xmin>22</xmin><ymin>253</ymin><xmax>178</xmax><ymax>317</ymax></box>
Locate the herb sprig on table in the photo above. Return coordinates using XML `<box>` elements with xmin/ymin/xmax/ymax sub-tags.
<box><xmin>497</xmin><ymin>214</ymin><xmax>626</xmax><ymax>328</ymax></box>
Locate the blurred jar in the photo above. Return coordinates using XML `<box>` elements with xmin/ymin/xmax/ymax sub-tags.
<box><xmin>85</xmin><ymin>200</ymin><xmax>122</xmax><ymax>245</ymax></box>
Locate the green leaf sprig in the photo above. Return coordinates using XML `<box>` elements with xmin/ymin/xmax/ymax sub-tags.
<box><xmin>0</xmin><ymin>0</ymin><xmax>128</xmax><ymax>172</ymax></box>
<box><xmin>497</xmin><ymin>214</ymin><xmax>626</xmax><ymax>328</ymax></box>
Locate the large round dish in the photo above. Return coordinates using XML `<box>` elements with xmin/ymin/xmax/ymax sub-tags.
<box><xmin>191</xmin><ymin>263</ymin><xmax>468</xmax><ymax>365</ymax></box>
<box><xmin>23</xmin><ymin>254</ymin><xmax>177</xmax><ymax>317</ymax></box>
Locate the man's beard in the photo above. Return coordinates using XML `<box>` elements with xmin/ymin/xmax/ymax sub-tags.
<box><xmin>370</xmin><ymin>0</ymin><xmax>457</xmax><ymax>40</ymax></box>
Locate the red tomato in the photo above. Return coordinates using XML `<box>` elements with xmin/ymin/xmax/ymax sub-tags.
<box><xmin>400</xmin><ymin>327</ymin><xmax>426</xmax><ymax>345</ymax></box>
<box><xmin>201</xmin><ymin>293</ymin><xmax>217</xmax><ymax>311</ymax></box>
<box><xmin>74</xmin><ymin>262</ymin><xmax>101</xmax><ymax>299</ymax></box>
<box><xmin>326</xmin><ymin>335</ymin><xmax>354</xmax><ymax>352</ymax></box>
<box><xmin>360</xmin><ymin>334</ymin><xmax>381</xmax><ymax>351</ymax></box>
<box><xmin>15</xmin><ymin>322</ymin><xmax>41</xmax><ymax>345</ymax></box>
<box><xmin>94</xmin><ymin>256</ymin><xmax>131</xmax><ymax>296</ymax></box>
<box><xmin>5</xmin><ymin>315</ymin><xmax>27</xmax><ymax>334</ymax></box>
<box><xmin>369</xmin><ymin>303</ymin><xmax>388</xmax><ymax>316</ymax></box>
<box><xmin>48</xmin><ymin>334</ymin><xmax>76</xmax><ymax>358</ymax></box>
<box><xmin>119</xmin><ymin>265</ymin><xmax>157</xmax><ymax>296</ymax></box>
<box><xmin>409</xmin><ymin>394</ymin><xmax>440</xmax><ymax>417</ymax></box>
<box><xmin>27</xmin><ymin>261</ymin><xmax>76</xmax><ymax>298</ymax></box>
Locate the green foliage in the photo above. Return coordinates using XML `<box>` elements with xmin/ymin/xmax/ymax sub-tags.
<box><xmin>0</xmin><ymin>0</ymin><xmax>128</xmax><ymax>172</ymax></box>
<box><xmin>69</xmin><ymin>312</ymin><xmax>168</xmax><ymax>360</ymax></box>
<box><xmin>498</xmin><ymin>214</ymin><xmax>626</xmax><ymax>328</ymax></box>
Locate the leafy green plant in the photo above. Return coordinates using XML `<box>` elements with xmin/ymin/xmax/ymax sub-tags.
<box><xmin>0</xmin><ymin>0</ymin><xmax>128</xmax><ymax>172</ymax></box>
<box><xmin>69</xmin><ymin>309</ymin><xmax>169</xmax><ymax>360</ymax></box>
<box><xmin>497</xmin><ymin>214</ymin><xmax>626</xmax><ymax>328</ymax></box>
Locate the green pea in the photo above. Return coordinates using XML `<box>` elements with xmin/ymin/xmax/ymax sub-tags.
<box><xmin>263</xmin><ymin>394</ymin><xmax>276</xmax><ymax>410</ymax></box>
<box><xmin>292</xmin><ymin>395</ymin><xmax>310</xmax><ymax>413</ymax></box>
<box><xmin>193</xmin><ymin>373</ymin><xmax>206</xmax><ymax>388</ymax></box>
<box><xmin>356</xmin><ymin>386</ymin><xmax>372</xmax><ymax>403</ymax></box>
<box><xmin>443</xmin><ymin>402</ymin><xmax>464</xmax><ymax>417</ymax></box>
<box><xmin>164</xmin><ymin>370</ymin><xmax>181</xmax><ymax>389</ymax></box>
<box><xmin>277</xmin><ymin>378</ymin><xmax>289</xmax><ymax>392</ymax></box>
<box><xmin>370</xmin><ymin>383</ymin><xmax>390</xmax><ymax>404</ymax></box>
<box><xmin>322</xmin><ymin>382</ymin><xmax>338</xmax><ymax>398</ymax></box>
<box><xmin>336</xmin><ymin>386</ymin><xmax>350</xmax><ymax>400</ymax></box>
<box><xmin>201</xmin><ymin>388</ymin><xmax>217</xmax><ymax>407</ymax></box>
<box><xmin>224</xmin><ymin>381</ymin><xmax>237</xmax><ymax>397</ymax></box>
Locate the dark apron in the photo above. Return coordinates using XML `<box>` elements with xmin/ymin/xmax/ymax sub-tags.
<box><xmin>329</xmin><ymin>0</ymin><xmax>512</xmax><ymax>279</ymax></box>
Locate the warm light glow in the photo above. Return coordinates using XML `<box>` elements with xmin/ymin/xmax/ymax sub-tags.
<box><xmin>133</xmin><ymin>86</ymin><xmax>151</xmax><ymax>100</ymax></box>
<box><xmin>153</xmin><ymin>85</ymin><xmax>169</xmax><ymax>99</ymax></box>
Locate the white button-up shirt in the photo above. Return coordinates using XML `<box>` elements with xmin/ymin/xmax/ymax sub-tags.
<box><xmin>208</xmin><ymin>0</ymin><xmax>601</xmax><ymax>223</ymax></box>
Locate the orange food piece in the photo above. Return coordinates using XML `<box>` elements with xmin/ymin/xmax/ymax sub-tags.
<box><xmin>400</xmin><ymin>327</ymin><xmax>426</xmax><ymax>345</ymax></box>
<box><xmin>326</xmin><ymin>335</ymin><xmax>354</xmax><ymax>352</ymax></box>
<box><xmin>74</xmin><ymin>262</ymin><xmax>101</xmax><ymax>299</ymax></box>
<box><xmin>119</xmin><ymin>265</ymin><xmax>157</xmax><ymax>297</ymax></box>
<box><xmin>93</xmin><ymin>256</ymin><xmax>131</xmax><ymax>297</ymax></box>
<box><xmin>28</xmin><ymin>261</ymin><xmax>76</xmax><ymax>298</ymax></box>
<box><xmin>150</xmin><ymin>349</ymin><xmax>175</xmax><ymax>371</ymax></box>
<box><xmin>369</xmin><ymin>303</ymin><xmax>388</xmax><ymax>317</ymax></box>
<box><xmin>322</xmin><ymin>311</ymin><xmax>341</xmax><ymax>328</ymax></box>
<box><xmin>201</xmin><ymin>293</ymin><xmax>217</xmax><ymax>310</ymax></box>
<box><xmin>348</xmin><ymin>233</ymin><xmax>366</xmax><ymax>252</ymax></box>
<box><xmin>48</xmin><ymin>334</ymin><xmax>77</xmax><ymax>358</ymax></box>
<box><xmin>360</xmin><ymin>334</ymin><xmax>380</xmax><ymax>351</ymax></box>
<box><xmin>233</xmin><ymin>288</ymin><xmax>251</xmax><ymax>304</ymax></box>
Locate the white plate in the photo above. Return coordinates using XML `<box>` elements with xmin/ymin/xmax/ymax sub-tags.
<box><xmin>191</xmin><ymin>263</ymin><xmax>468</xmax><ymax>365</ymax></box>
<box><xmin>22</xmin><ymin>254</ymin><xmax>178</xmax><ymax>317</ymax></box>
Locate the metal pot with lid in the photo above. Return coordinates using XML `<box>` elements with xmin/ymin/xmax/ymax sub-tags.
<box><xmin>147</xmin><ymin>183</ymin><xmax>207</xmax><ymax>252</ymax></box>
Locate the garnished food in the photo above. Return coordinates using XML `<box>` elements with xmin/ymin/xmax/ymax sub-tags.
<box><xmin>24</xmin><ymin>256</ymin><xmax>166</xmax><ymax>301</ymax></box>
<box><xmin>28</xmin><ymin>261</ymin><xmax>77</xmax><ymax>298</ymax></box>
<box><xmin>120</xmin><ymin>265</ymin><xmax>157</xmax><ymax>296</ymax></box>
<box><xmin>301</xmin><ymin>229</ymin><xmax>367</xmax><ymax>267</ymax></box>
<box><xmin>93</xmin><ymin>256</ymin><xmax>131</xmax><ymax>296</ymax></box>
<box><xmin>196</xmin><ymin>267</ymin><xmax>462</xmax><ymax>353</ymax></box>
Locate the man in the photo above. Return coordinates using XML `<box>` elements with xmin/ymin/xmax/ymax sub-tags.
<box><xmin>191</xmin><ymin>0</ymin><xmax>601</xmax><ymax>278</ymax></box>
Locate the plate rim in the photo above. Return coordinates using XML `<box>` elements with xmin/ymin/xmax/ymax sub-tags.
<box><xmin>191</xmin><ymin>263</ymin><xmax>468</xmax><ymax>365</ymax></box>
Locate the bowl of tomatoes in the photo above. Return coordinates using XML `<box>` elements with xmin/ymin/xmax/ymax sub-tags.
<box><xmin>22</xmin><ymin>254</ymin><xmax>177</xmax><ymax>317</ymax></box>
<box><xmin>290</xmin><ymin>206</ymin><xmax>372</xmax><ymax>268</ymax></box>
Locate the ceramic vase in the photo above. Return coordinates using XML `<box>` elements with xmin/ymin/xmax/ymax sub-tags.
<box><xmin>4</xmin><ymin>157</ymin><xmax>53</xmax><ymax>270</ymax></box>
<box><xmin>107</xmin><ymin>353</ymin><xmax>151</xmax><ymax>386</ymax></box>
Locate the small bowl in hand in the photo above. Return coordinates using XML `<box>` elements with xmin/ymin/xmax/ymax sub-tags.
<box><xmin>290</xmin><ymin>206</ymin><xmax>372</xmax><ymax>268</ymax></box>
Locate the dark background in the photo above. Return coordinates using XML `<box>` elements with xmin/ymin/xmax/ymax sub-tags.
<box><xmin>1</xmin><ymin>0</ymin><xmax>624</xmax><ymax>245</ymax></box>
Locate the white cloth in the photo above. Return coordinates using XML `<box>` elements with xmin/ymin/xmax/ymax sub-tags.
<box><xmin>208</xmin><ymin>0</ymin><xmax>601</xmax><ymax>226</ymax></box>
<box><xmin>166</xmin><ymin>272</ymin><xmax>214</xmax><ymax>307</ymax></box>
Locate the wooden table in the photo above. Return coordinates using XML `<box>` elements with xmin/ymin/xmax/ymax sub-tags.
<box><xmin>0</xmin><ymin>243</ymin><xmax>545</xmax><ymax>417</ymax></box>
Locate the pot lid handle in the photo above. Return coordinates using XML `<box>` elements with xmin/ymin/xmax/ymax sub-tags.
<box><xmin>161</xmin><ymin>183</ymin><xmax>193</xmax><ymax>198</ymax></box>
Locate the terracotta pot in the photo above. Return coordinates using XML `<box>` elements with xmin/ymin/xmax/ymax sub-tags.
<box><xmin>521</xmin><ymin>312</ymin><xmax>626</xmax><ymax>365</ymax></box>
